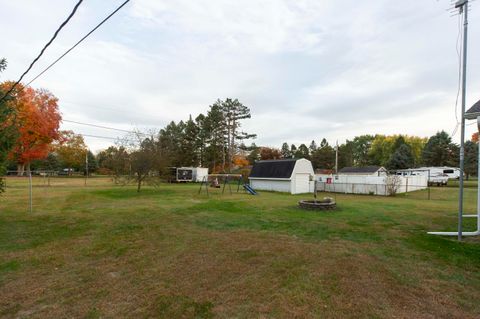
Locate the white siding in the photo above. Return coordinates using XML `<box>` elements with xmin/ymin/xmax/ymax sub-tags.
<box><xmin>248</xmin><ymin>158</ymin><xmax>315</xmax><ymax>194</ymax></box>
<box><xmin>315</xmin><ymin>174</ymin><xmax>428</xmax><ymax>195</ymax></box>
<box><xmin>250</xmin><ymin>179</ymin><xmax>292</xmax><ymax>193</ymax></box>
<box><xmin>292</xmin><ymin>173</ymin><xmax>310</xmax><ymax>194</ymax></box>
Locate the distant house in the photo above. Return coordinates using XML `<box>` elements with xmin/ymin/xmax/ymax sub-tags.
<box><xmin>338</xmin><ymin>166</ymin><xmax>387</xmax><ymax>176</ymax></box>
<box><xmin>315</xmin><ymin>169</ymin><xmax>334</xmax><ymax>175</ymax></box>
<box><xmin>465</xmin><ymin>99</ymin><xmax>480</xmax><ymax>119</ymax></box>
<box><xmin>249</xmin><ymin>158</ymin><xmax>314</xmax><ymax>194</ymax></box>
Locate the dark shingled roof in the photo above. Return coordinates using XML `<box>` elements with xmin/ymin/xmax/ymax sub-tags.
<box><xmin>249</xmin><ymin>159</ymin><xmax>297</xmax><ymax>179</ymax></box>
<box><xmin>338</xmin><ymin>166</ymin><xmax>383</xmax><ymax>174</ymax></box>
<box><xmin>465</xmin><ymin>99</ymin><xmax>480</xmax><ymax>120</ymax></box>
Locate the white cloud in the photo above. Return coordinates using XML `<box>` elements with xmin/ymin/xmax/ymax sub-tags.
<box><xmin>0</xmin><ymin>0</ymin><xmax>479</xmax><ymax>151</ymax></box>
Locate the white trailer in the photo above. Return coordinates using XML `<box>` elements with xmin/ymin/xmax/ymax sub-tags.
<box><xmin>396</xmin><ymin>167</ymin><xmax>461</xmax><ymax>185</ymax></box>
<box><xmin>192</xmin><ymin>167</ymin><xmax>208</xmax><ymax>183</ymax></box>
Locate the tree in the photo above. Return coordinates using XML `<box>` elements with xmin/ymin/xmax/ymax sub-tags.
<box><xmin>130</xmin><ymin>136</ymin><xmax>165</xmax><ymax>192</ymax></box>
<box><xmin>0</xmin><ymin>59</ymin><xmax>16</xmax><ymax>192</ymax></box>
<box><xmin>422</xmin><ymin>131</ymin><xmax>456</xmax><ymax>167</ymax></box>
<box><xmin>337</xmin><ymin>141</ymin><xmax>354</xmax><ymax>169</ymax></box>
<box><xmin>369</xmin><ymin>134</ymin><xmax>425</xmax><ymax>168</ymax></box>
<box><xmin>260</xmin><ymin>147</ymin><xmax>281</xmax><ymax>160</ymax></box>
<box><xmin>31</xmin><ymin>152</ymin><xmax>61</xmax><ymax>171</ymax></box>
<box><xmin>181</xmin><ymin>115</ymin><xmax>199</xmax><ymax>166</ymax></box>
<box><xmin>0</xmin><ymin>81</ymin><xmax>61</xmax><ymax>175</ymax></box>
<box><xmin>351</xmin><ymin>135</ymin><xmax>374</xmax><ymax>166</ymax></box>
<box><xmin>247</xmin><ymin>143</ymin><xmax>260</xmax><ymax>164</ymax></box>
<box><xmin>295</xmin><ymin>144</ymin><xmax>309</xmax><ymax>159</ymax></box>
<box><xmin>97</xmin><ymin>146</ymin><xmax>130</xmax><ymax>176</ymax></box>
<box><xmin>86</xmin><ymin>150</ymin><xmax>98</xmax><ymax>174</ymax></box>
<box><xmin>217</xmin><ymin>98</ymin><xmax>256</xmax><ymax>172</ymax></box>
<box><xmin>386</xmin><ymin>144</ymin><xmax>414</xmax><ymax>170</ymax></box>
<box><xmin>195</xmin><ymin>114</ymin><xmax>208</xmax><ymax>166</ymax></box>
<box><xmin>290</xmin><ymin>144</ymin><xmax>297</xmax><ymax>157</ymax></box>
<box><xmin>281</xmin><ymin>142</ymin><xmax>291</xmax><ymax>158</ymax></box>
<box><xmin>464</xmin><ymin>140</ymin><xmax>478</xmax><ymax>179</ymax></box>
<box><xmin>472</xmin><ymin>132</ymin><xmax>479</xmax><ymax>143</ymax></box>
<box><xmin>53</xmin><ymin>130</ymin><xmax>87</xmax><ymax>172</ymax></box>
<box><xmin>158</xmin><ymin>121</ymin><xmax>185</xmax><ymax>167</ymax></box>
<box><xmin>311</xmin><ymin>139</ymin><xmax>334</xmax><ymax>169</ymax></box>
<box><xmin>309</xmin><ymin>140</ymin><xmax>317</xmax><ymax>155</ymax></box>
<box><xmin>204</xmin><ymin>103</ymin><xmax>226</xmax><ymax>171</ymax></box>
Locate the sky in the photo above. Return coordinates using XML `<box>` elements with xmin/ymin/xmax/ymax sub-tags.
<box><xmin>1</xmin><ymin>0</ymin><xmax>480</xmax><ymax>152</ymax></box>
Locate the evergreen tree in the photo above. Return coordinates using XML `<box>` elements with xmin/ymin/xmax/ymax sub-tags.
<box><xmin>195</xmin><ymin>114</ymin><xmax>208</xmax><ymax>167</ymax></box>
<box><xmin>295</xmin><ymin>144</ymin><xmax>309</xmax><ymax>159</ymax></box>
<box><xmin>218</xmin><ymin>98</ymin><xmax>256</xmax><ymax>172</ymax></box>
<box><xmin>182</xmin><ymin>115</ymin><xmax>199</xmax><ymax>166</ymax></box>
<box><xmin>204</xmin><ymin>102</ymin><xmax>227</xmax><ymax>171</ymax></box>
<box><xmin>464</xmin><ymin>140</ymin><xmax>478</xmax><ymax>179</ymax></box>
<box><xmin>311</xmin><ymin>140</ymin><xmax>335</xmax><ymax>169</ymax></box>
<box><xmin>422</xmin><ymin>131</ymin><xmax>456</xmax><ymax>166</ymax></box>
<box><xmin>247</xmin><ymin>143</ymin><xmax>260</xmax><ymax>164</ymax></box>
<box><xmin>290</xmin><ymin>144</ymin><xmax>297</xmax><ymax>157</ymax></box>
<box><xmin>387</xmin><ymin>144</ymin><xmax>414</xmax><ymax>170</ymax></box>
<box><xmin>309</xmin><ymin>140</ymin><xmax>317</xmax><ymax>155</ymax></box>
<box><xmin>337</xmin><ymin>141</ymin><xmax>354</xmax><ymax>169</ymax></box>
<box><xmin>281</xmin><ymin>142</ymin><xmax>291</xmax><ymax>158</ymax></box>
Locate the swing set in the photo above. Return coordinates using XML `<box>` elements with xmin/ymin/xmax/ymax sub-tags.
<box><xmin>198</xmin><ymin>174</ymin><xmax>244</xmax><ymax>195</ymax></box>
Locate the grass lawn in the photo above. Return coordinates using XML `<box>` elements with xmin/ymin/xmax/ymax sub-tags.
<box><xmin>1</xmin><ymin>177</ymin><xmax>480</xmax><ymax>318</ymax></box>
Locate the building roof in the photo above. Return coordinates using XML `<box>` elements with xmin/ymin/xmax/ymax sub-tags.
<box><xmin>338</xmin><ymin>166</ymin><xmax>384</xmax><ymax>174</ymax></box>
<box><xmin>249</xmin><ymin>159</ymin><xmax>297</xmax><ymax>179</ymax></box>
<box><xmin>465</xmin><ymin>99</ymin><xmax>480</xmax><ymax>120</ymax></box>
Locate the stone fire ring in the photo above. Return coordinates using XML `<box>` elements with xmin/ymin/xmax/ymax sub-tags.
<box><xmin>298</xmin><ymin>199</ymin><xmax>336</xmax><ymax>210</ymax></box>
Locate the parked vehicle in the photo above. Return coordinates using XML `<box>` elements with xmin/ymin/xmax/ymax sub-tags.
<box><xmin>396</xmin><ymin>167</ymin><xmax>452</xmax><ymax>186</ymax></box>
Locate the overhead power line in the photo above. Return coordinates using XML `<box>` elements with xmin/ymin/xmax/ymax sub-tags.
<box><xmin>79</xmin><ymin>133</ymin><xmax>123</xmax><ymax>140</ymax></box>
<box><xmin>0</xmin><ymin>0</ymin><xmax>84</xmax><ymax>102</ymax></box>
<box><xmin>62</xmin><ymin>119</ymin><xmax>147</xmax><ymax>135</ymax></box>
<box><xmin>25</xmin><ymin>0</ymin><xmax>131</xmax><ymax>87</ymax></box>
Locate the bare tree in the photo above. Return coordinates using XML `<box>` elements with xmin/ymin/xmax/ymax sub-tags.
<box><xmin>129</xmin><ymin>132</ymin><xmax>166</xmax><ymax>192</ymax></box>
<box><xmin>386</xmin><ymin>175</ymin><xmax>402</xmax><ymax>196</ymax></box>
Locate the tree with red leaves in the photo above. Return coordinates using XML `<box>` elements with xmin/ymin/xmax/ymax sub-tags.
<box><xmin>0</xmin><ymin>81</ymin><xmax>61</xmax><ymax>175</ymax></box>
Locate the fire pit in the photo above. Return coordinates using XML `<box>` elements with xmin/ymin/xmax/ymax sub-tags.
<box><xmin>298</xmin><ymin>197</ymin><xmax>336</xmax><ymax>211</ymax></box>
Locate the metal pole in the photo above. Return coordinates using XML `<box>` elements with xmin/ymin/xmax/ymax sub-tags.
<box><xmin>335</xmin><ymin>141</ymin><xmax>339</xmax><ymax>174</ymax></box>
<box><xmin>477</xmin><ymin>120</ymin><xmax>480</xmax><ymax>231</ymax></box>
<box><xmin>29</xmin><ymin>171</ymin><xmax>33</xmax><ymax>213</ymax></box>
<box><xmin>85</xmin><ymin>151</ymin><xmax>88</xmax><ymax>187</ymax></box>
<box><xmin>428</xmin><ymin>170</ymin><xmax>431</xmax><ymax>200</ymax></box>
<box><xmin>457</xmin><ymin>1</ymin><xmax>469</xmax><ymax>241</ymax></box>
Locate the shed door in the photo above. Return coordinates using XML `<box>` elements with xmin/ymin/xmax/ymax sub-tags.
<box><xmin>294</xmin><ymin>174</ymin><xmax>310</xmax><ymax>194</ymax></box>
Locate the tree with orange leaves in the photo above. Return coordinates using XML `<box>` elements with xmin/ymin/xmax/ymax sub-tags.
<box><xmin>0</xmin><ymin>81</ymin><xmax>61</xmax><ymax>175</ymax></box>
<box><xmin>472</xmin><ymin>132</ymin><xmax>478</xmax><ymax>143</ymax></box>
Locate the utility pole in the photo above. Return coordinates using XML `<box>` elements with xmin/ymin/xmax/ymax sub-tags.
<box><xmin>335</xmin><ymin>141</ymin><xmax>339</xmax><ymax>174</ymax></box>
<box><xmin>457</xmin><ymin>0</ymin><xmax>469</xmax><ymax>241</ymax></box>
<box><xmin>85</xmin><ymin>150</ymin><xmax>88</xmax><ymax>186</ymax></box>
<box><xmin>428</xmin><ymin>0</ymin><xmax>473</xmax><ymax>240</ymax></box>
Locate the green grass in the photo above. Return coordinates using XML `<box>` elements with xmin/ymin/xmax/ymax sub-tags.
<box><xmin>0</xmin><ymin>177</ymin><xmax>480</xmax><ymax>318</ymax></box>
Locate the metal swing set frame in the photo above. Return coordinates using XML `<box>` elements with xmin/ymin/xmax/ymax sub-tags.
<box><xmin>198</xmin><ymin>174</ymin><xmax>244</xmax><ymax>196</ymax></box>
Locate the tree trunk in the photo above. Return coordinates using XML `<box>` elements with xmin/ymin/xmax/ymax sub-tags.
<box><xmin>137</xmin><ymin>178</ymin><xmax>142</xmax><ymax>193</ymax></box>
<box><xmin>17</xmin><ymin>163</ymin><xmax>25</xmax><ymax>176</ymax></box>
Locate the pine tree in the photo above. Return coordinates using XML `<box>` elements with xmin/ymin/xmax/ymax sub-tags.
<box><xmin>218</xmin><ymin>98</ymin><xmax>256</xmax><ymax>172</ymax></box>
<box><xmin>387</xmin><ymin>144</ymin><xmax>414</xmax><ymax>170</ymax></box>
<box><xmin>281</xmin><ymin>142</ymin><xmax>291</xmax><ymax>158</ymax></box>
<box><xmin>309</xmin><ymin>140</ymin><xmax>317</xmax><ymax>155</ymax></box>
<box><xmin>296</xmin><ymin>144</ymin><xmax>309</xmax><ymax>159</ymax></box>
<box><xmin>182</xmin><ymin>115</ymin><xmax>199</xmax><ymax>166</ymax></box>
<box><xmin>290</xmin><ymin>144</ymin><xmax>297</xmax><ymax>158</ymax></box>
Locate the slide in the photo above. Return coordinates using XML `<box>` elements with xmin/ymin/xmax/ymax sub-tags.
<box><xmin>243</xmin><ymin>184</ymin><xmax>258</xmax><ymax>195</ymax></box>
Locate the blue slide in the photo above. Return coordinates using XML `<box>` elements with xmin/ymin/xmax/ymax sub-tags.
<box><xmin>243</xmin><ymin>184</ymin><xmax>258</xmax><ymax>195</ymax></box>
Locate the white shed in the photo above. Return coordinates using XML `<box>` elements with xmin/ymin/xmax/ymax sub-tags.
<box><xmin>248</xmin><ymin>158</ymin><xmax>314</xmax><ymax>194</ymax></box>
